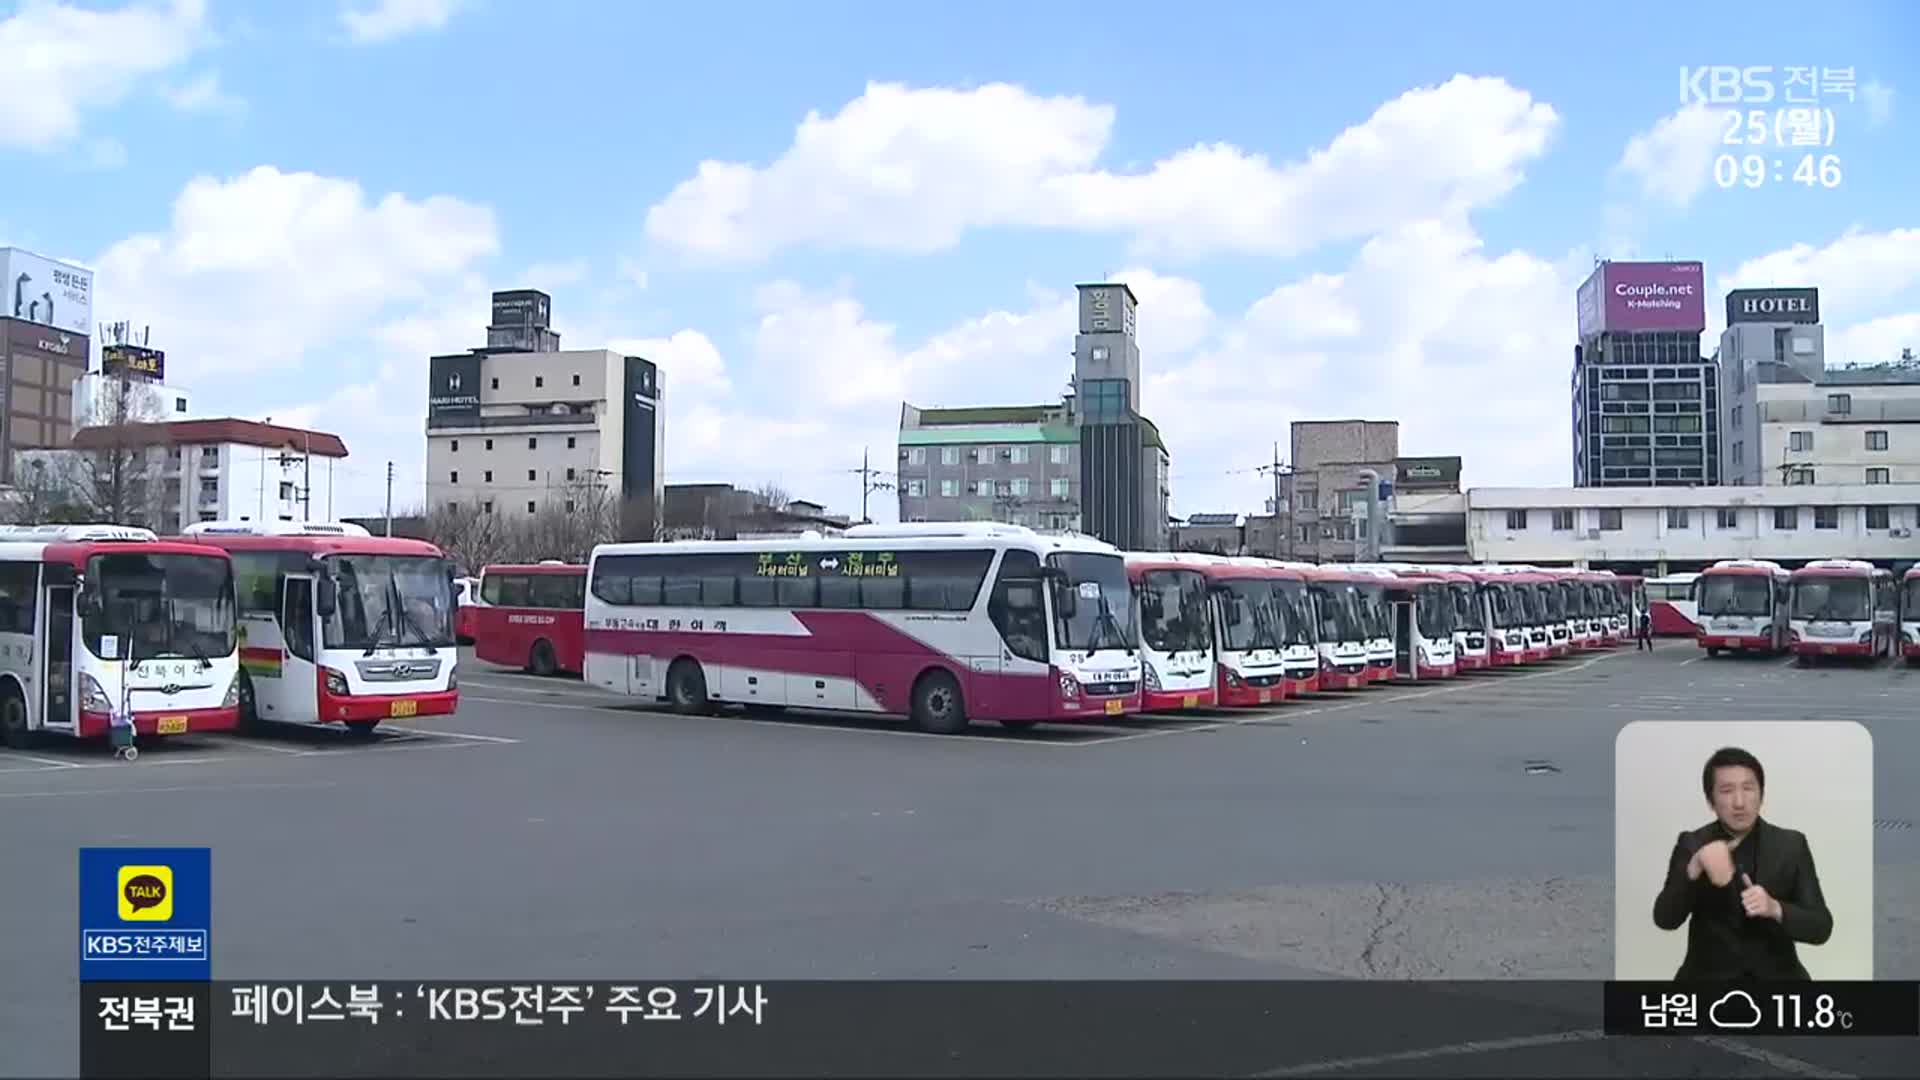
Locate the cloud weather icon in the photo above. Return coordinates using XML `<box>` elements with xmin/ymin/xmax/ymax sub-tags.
<box><xmin>1709</xmin><ymin>990</ymin><xmax>1763</xmax><ymax>1029</ymax></box>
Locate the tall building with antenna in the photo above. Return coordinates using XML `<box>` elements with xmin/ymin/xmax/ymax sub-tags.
<box><xmin>0</xmin><ymin>246</ymin><xmax>94</xmax><ymax>484</ymax></box>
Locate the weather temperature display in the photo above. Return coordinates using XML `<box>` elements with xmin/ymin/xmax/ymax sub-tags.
<box><xmin>1604</xmin><ymin>981</ymin><xmax>1919</xmax><ymax>1037</ymax></box>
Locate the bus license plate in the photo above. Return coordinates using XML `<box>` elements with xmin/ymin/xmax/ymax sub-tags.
<box><xmin>1183</xmin><ymin>694</ymin><xmax>1199</xmax><ymax>708</ymax></box>
<box><xmin>389</xmin><ymin>700</ymin><xmax>419</xmax><ymax>719</ymax></box>
<box><xmin>1104</xmin><ymin>700</ymin><xmax>1123</xmax><ymax>716</ymax></box>
<box><xmin>155</xmin><ymin>715</ymin><xmax>189</xmax><ymax>735</ymax></box>
<box><xmin>1822</xmin><ymin>647</ymin><xmax>1836</xmax><ymax>655</ymax></box>
<box><xmin>1259</xmin><ymin>690</ymin><xmax>1273</xmax><ymax>703</ymax></box>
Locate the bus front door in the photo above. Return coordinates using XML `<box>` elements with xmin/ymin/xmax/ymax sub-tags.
<box><xmin>40</xmin><ymin>583</ymin><xmax>76</xmax><ymax>734</ymax></box>
<box><xmin>279</xmin><ymin>577</ymin><xmax>321</xmax><ymax>722</ymax></box>
<box><xmin>1392</xmin><ymin>601</ymin><xmax>1416</xmax><ymax>680</ymax></box>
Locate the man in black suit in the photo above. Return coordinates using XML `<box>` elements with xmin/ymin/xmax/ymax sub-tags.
<box><xmin>1652</xmin><ymin>746</ymin><xmax>1833</xmax><ymax>979</ymax></box>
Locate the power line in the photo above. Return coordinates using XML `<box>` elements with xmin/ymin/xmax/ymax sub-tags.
<box><xmin>847</xmin><ymin>447</ymin><xmax>895</xmax><ymax>523</ymax></box>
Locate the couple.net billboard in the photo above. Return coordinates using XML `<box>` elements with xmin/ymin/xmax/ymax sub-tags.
<box><xmin>1576</xmin><ymin>261</ymin><xmax>1706</xmax><ymax>338</ymax></box>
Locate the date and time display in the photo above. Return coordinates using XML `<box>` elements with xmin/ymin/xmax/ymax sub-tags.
<box><xmin>1680</xmin><ymin>65</ymin><xmax>1867</xmax><ymax>190</ymax></box>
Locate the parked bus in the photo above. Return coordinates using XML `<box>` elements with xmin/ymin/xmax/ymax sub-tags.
<box><xmin>1185</xmin><ymin>557</ymin><xmax>1294</xmax><ymax>706</ymax></box>
<box><xmin>1378</xmin><ymin>568</ymin><xmax>1459</xmax><ymax>679</ymax></box>
<box><xmin>1645</xmin><ymin>572</ymin><xmax>1701</xmax><ymax>636</ymax></box>
<box><xmin>1322</xmin><ymin>565</ymin><xmax>1397</xmax><ymax>681</ymax></box>
<box><xmin>1537</xmin><ymin>573</ymin><xmax>1574</xmax><ymax>656</ymax></box>
<box><xmin>1589</xmin><ymin>571</ymin><xmax>1629</xmax><ymax>646</ymax></box>
<box><xmin>1466</xmin><ymin>569</ymin><xmax>1531</xmax><ymax>667</ymax></box>
<box><xmin>0</xmin><ymin>525</ymin><xmax>242</xmax><ymax>749</ymax></box>
<box><xmin>474</xmin><ymin>562</ymin><xmax>587</xmax><ymax>676</ymax></box>
<box><xmin>1504</xmin><ymin>570</ymin><xmax>1557</xmax><ymax>661</ymax></box>
<box><xmin>1901</xmin><ymin>566</ymin><xmax>1920</xmax><ymax>665</ymax></box>
<box><xmin>1788</xmin><ymin>559</ymin><xmax>1897</xmax><ymax>663</ymax></box>
<box><xmin>1693</xmin><ymin>559</ymin><xmax>1791</xmax><ymax>657</ymax></box>
<box><xmin>1125</xmin><ymin>554</ymin><xmax>1217</xmax><ymax>711</ymax></box>
<box><xmin>453</xmin><ymin>576</ymin><xmax>481</xmax><ymax>643</ymax></box>
<box><xmin>582</xmin><ymin>523</ymin><xmax>1141</xmax><ymax>734</ymax></box>
<box><xmin>1231</xmin><ymin>558</ymin><xmax>1321</xmax><ymax>699</ymax></box>
<box><xmin>1566</xmin><ymin>572</ymin><xmax>1607</xmax><ymax>649</ymax></box>
<box><xmin>180</xmin><ymin>521</ymin><xmax>460</xmax><ymax>734</ymax></box>
<box><xmin>1303</xmin><ymin>568</ymin><xmax>1375</xmax><ymax>689</ymax></box>
<box><xmin>1435</xmin><ymin>569</ymin><xmax>1491</xmax><ymax>669</ymax></box>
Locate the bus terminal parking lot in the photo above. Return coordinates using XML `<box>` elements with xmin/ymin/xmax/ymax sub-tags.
<box><xmin>4</xmin><ymin>641</ymin><xmax>1918</xmax><ymax>1076</ymax></box>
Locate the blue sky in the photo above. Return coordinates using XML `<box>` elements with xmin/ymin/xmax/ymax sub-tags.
<box><xmin>2</xmin><ymin>0</ymin><xmax>1915</xmax><ymax>519</ymax></box>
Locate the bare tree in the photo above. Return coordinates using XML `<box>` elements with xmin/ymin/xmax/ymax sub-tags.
<box><xmin>1</xmin><ymin>454</ymin><xmax>95</xmax><ymax>524</ymax></box>
<box><xmin>522</xmin><ymin>479</ymin><xmax>620</xmax><ymax>562</ymax></box>
<box><xmin>419</xmin><ymin>499</ymin><xmax>522</xmax><ymax>572</ymax></box>
<box><xmin>75</xmin><ymin>373</ymin><xmax>172</xmax><ymax>528</ymax></box>
<box><xmin>752</xmin><ymin>481</ymin><xmax>790</xmax><ymax>510</ymax></box>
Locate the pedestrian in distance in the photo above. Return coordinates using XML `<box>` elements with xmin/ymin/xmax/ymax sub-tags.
<box><xmin>1637</xmin><ymin>606</ymin><xmax>1654</xmax><ymax>651</ymax></box>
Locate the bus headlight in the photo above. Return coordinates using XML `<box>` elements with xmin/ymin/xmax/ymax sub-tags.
<box><xmin>323</xmin><ymin>668</ymin><xmax>350</xmax><ymax>696</ymax></box>
<box><xmin>1058</xmin><ymin>672</ymin><xmax>1081</xmax><ymax>699</ymax></box>
<box><xmin>447</xmin><ymin>667</ymin><xmax>458</xmax><ymax>690</ymax></box>
<box><xmin>79</xmin><ymin>674</ymin><xmax>113</xmax><ymax>714</ymax></box>
<box><xmin>1143</xmin><ymin>665</ymin><xmax>1161</xmax><ymax>692</ymax></box>
<box><xmin>1858</xmin><ymin>629</ymin><xmax>1874</xmax><ymax>644</ymax></box>
<box><xmin>222</xmin><ymin>673</ymin><xmax>241</xmax><ymax>708</ymax></box>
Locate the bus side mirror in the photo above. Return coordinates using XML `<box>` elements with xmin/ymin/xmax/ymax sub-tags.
<box><xmin>316</xmin><ymin>577</ymin><xmax>338</xmax><ymax>619</ymax></box>
<box><xmin>77</xmin><ymin>584</ymin><xmax>103</xmax><ymax>620</ymax></box>
<box><xmin>1056</xmin><ymin>587</ymin><xmax>1076</xmax><ymax>619</ymax></box>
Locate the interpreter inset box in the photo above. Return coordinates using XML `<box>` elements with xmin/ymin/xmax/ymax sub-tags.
<box><xmin>1614</xmin><ymin>720</ymin><xmax>1872</xmax><ymax>981</ymax></box>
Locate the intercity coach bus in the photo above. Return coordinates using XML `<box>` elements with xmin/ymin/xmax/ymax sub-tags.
<box><xmin>583</xmin><ymin>523</ymin><xmax>1142</xmax><ymax>734</ymax></box>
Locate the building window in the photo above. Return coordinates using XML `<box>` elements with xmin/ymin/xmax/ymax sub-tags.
<box><xmin>1050</xmin><ymin>478</ymin><xmax>1069</xmax><ymax>498</ymax></box>
<box><xmin>447</xmin><ymin>502</ymin><xmax>458</xmax><ymax>513</ymax></box>
<box><xmin>1010</xmin><ymin>478</ymin><xmax>1030</xmax><ymax>497</ymax></box>
<box><xmin>1091</xmin><ymin>346</ymin><xmax>1109</xmax><ymax>361</ymax></box>
<box><xmin>534</xmin><ymin>376</ymin><xmax>544</xmax><ymax>388</ymax></box>
<box><xmin>907</xmin><ymin>479</ymin><xmax>925</xmax><ymax>497</ymax></box>
<box><xmin>1082</xmin><ymin>378</ymin><xmax>1128</xmax><ymax>422</ymax></box>
<box><xmin>490</xmin><ymin>377</ymin><xmax>499</xmax><ymax>390</ymax></box>
<box><xmin>1730</xmin><ymin>405</ymin><xmax>1741</xmax><ymax>427</ymax></box>
<box><xmin>1050</xmin><ymin>445</ymin><xmax>1070</xmax><ymax>465</ymax></box>
<box><xmin>527</xmin><ymin>469</ymin><xmax>537</xmax><ymax>481</ymax></box>
<box><xmin>1866</xmin><ymin>506</ymin><xmax>1890</xmax><ymax>530</ymax></box>
<box><xmin>565</xmin><ymin>500</ymin><xmax>576</xmax><ymax>513</ymax></box>
<box><xmin>975</xmin><ymin>480</ymin><xmax>993</xmax><ymax>497</ymax></box>
<box><xmin>1009</xmin><ymin>446</ymin><xmax>1029</xmax><ymax>465</ymax></box>
<box><xmin>1717</xmin><ymin>508</ymin><xmax>1737</xmax><ymax>529</ymax></box>
<box><xmin>566</xmin><ymin>436</ymin><xmax>576</xmax><ymax>449</ymax></box>
<box><xmin>1813</xmin><ymin>506</ymin><xmax>1839</xmax><ymax>530</ymax></box>
<box><xmin>483</xmin><ymin>500</ymin><xmax>494</xmax><ymax>514</ymax></box>
<box><xmin>1550</xmin><ymin>509</ymin><xmax>1573</xmax><ymax>531</ymax></box>
<box><xmin>484</xmin><ymin>470</ymin><xmax>494</xmax><ymax>482</ymax></box>
<box><xmin>1865</xmin><ymin>430</ymin><xmax>1889</xmax><ymax>451</ymax></box>
<box><xmin>485</xmin><ymin>438</ymin><xmax>495</xmax><ymax>450</ymax></box>
<box><xmin>1732</xmin><ymin>441</ymin><xmax>1743</xmax><ymax>465</ymax></box>
<box><xmin>1666</xmin><ymin>508</ymin><xmax>1690</xmax><ymax>529</ymax></box>
<box><xmin>1827</xmin><ymin>393</ymin><xmax>1851</xmax><ymax>414</ymax></box>
<box><xmin>528</xmin><ymin>437</ymin><xmax>538</xmax><ymax>450</ymax></box>
<box><xmin>175</xmin><ymin>398</ymin><xmax>187</xmax><ymax>413</ymax></box>
<box><xmin>1773</xmin><ymin>507</ymin><xmax>1798</xmax><ymax>530</ymax></box>
<box><xmin>1504</xmin><ymin>509</ymin><xmax>1527</xmax><ymax>530</ymax></box>
<box><xmin>939</xmin><ymin>479</ymin><xmax>957</xmax><ymax>497</ymax></box>
<box><xmin>448</xmin><ymin>472</ymin><xmax>458</xmax><ymax>485</ymax></box>
<box><xmin>1598</xmin><ymin>509</ymin><xmax>1623</xmax><ymax>531</ymax></box>
<box><xmin>1866</xmin><ymin>467</ymin><xmax>1890</xmax><ymax>484</ymax></box>
<box><xmin>198</xmin><ymin>511</ymin><xmax>217</xmax><ymax>522</ymax></box>
<box><xmin>527</xmin><ymin>501</ymin><xmax>537</xmax><ymax>514</ymax></box>
<box><xmin>1786</xmin><ymin>467</ymin><xmax>1814</xmax><ymax>485</ymax></box>
<box><xmin>565</xmin><ymin>468</ymin><xmax>576</xmax><ymax>481</ymax></box>
<box><xmin>940</xmin><ymin>446</ymin><xmax>960</xmax><ymax>466</ymax></box>
<box><xmin>906</xmin><ymin>447</ymin><xmax>925</xmax><ymax>466</ymax></box>
<box><xmin>572</xmin><ymin>374</ymin><xmax>581</xmax><ymax>387</ymax></box>
<box><xmin>450</xmin><ymin>439</ymin><xmax>459</xmax><ymax>452</ymax></box>
<box><xmin>1788</xmin><ymin>430</ymin><xmax>1812</xmax><ymax>452</ymax></box>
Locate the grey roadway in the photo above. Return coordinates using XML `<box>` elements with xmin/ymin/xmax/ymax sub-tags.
<box><xmin>2</xmin><ymin>642</ymin><xmax>1916</xmax><ymax>1076</ymax></box>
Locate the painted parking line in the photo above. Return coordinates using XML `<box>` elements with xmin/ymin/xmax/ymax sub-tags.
<box><xmin>0</xmin><ymin>751</ymin><xmax>86</xmax><ymax>772</ymax></box>
<box><xmin>0</xmin><ymin>780</ymin><xmax>342</xmax><ymax>801</ymax></box>
<box><xmin>1253</xmin><ymin>1029</ymin><xmax>1607</xmax><ymax>1077</ymax></box>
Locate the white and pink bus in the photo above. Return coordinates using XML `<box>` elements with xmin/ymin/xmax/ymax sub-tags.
<box><xmin>1125</xmin><ymin>553</ymin><xmax>1217</xmax><ymax>711</ymax></box>
<box><xmin>1693</xmin><ymin>559</ymin><xmax>1791</xmax><ymax>657</ymax></box>
<box><xmin>582</xmin><ymin>523</ymin><xmax>1142</xmax><ymax>734</ymax></box>
<box><xmin>1901</xmin><ymin>566</ymin><xmax>1920</xmax><ymax>665</ymax></box>
<box><xmin>1788</xmin><ymin>559</ymin><xmax>1897</xmax><ymax>663</ymax></box>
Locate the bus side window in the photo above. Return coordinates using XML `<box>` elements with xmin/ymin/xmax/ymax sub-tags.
<box><xmin>531</xmin><ymin>573</ymin><xmax>575</xmax><ymax>609</ymax></box>
<box><xmin>818</xmin><ymin>576</ymin><xmax>860</xmax><ymax>609</ymax></box>
<box><xmin>482</xmin><ymin>573</ymin><xmax>505</xmax><ymax>605</ymax></box>
<box><xmin>776</xmin><ymin>576</ymin><xmax>817</xmax><ymax>607</ymax></box>
<box><xmin>590</xmin><ymin>557</ymin><xmax>633</xmax><ymax>605</ymax></box>
<box><xmin>988</xmin><ymin>550</ymin><xmax>1047</xmax><ymax>663</ymax></box>
<box><xmin>737</xmin><ymin>575</ymin><xmax>778</xmax><ymax>607</ymax></box>
<box><xmin>902</xmin><ymin>549</ymin><xmax>994</xmax><ymax>612</ymax></box>
<box><xmin>498</xmin><ymin>575</ymin><xmax>531</xmax><ymax>608</ymax></box>
<box><xmin>0</xmin><ymin>562</ymin><xmax>33</xmax><ymax>633</ymax></box>
<box><xmin>284</xmin><ymin>579</ymin><xmax>315</xmax><ymax>661</ymax></box>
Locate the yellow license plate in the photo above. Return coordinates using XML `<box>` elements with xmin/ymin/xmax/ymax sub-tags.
<box><xmin>1259</xmin><ymin>690</ymin><xmax>1273</xmax><ymax>703</ymax></box>
<box><xmin>155</xmin><ymin>715</ymin><xmax>189</xmax><ymax>735</ymax></box>
<box><xmin>1104</xmin><ymin>699</ymin><xmax>1123</xmax><ymax>715</ymax></box>
<box><xmin>389</xmin><ymin>700</ymin><xmax>419</xmax><ymax>719</ymax></box>
<box><xmin>1822</xmin><ymin>647</ymin><xmax>1836</xmax><ymax>655</ymax></box>
<box><xmin>1183</xmin><ymin>694</ymin><xmax>1199</xmax><ymax>708</ymax></box>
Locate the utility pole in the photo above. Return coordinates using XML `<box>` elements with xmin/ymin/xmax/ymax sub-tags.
<box><xmin>1254</xmin><ymin>442</ymin><xmax>1292</xmax><ymax>560</ymax></box>
<box><xmin>848</xmin><ymin>446</ymin><xmax>895</xmax><ymax>524</ymax></box>
<box><xmin>303</xmin><ymin>430</ymin><xmax>312</xmax><ymax>520</ymax></box>
<box><xmin>384</xmin><ymin>461</ymin><xmax>394</xmax><ymax>537</ymax></box>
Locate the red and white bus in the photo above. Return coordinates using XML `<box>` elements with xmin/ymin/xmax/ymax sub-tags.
<box><xmin>1465</xmin><ymin>569</ymin><xmax>1526</xmax><ymax>667</ymax></box>
<box><xmin>1375</xmin><ymin>567</ymin><xmax>1459</xmax><ymax>679</ymax></box>
<box><xmin>582</xmin><ymin>523</ymin><xmax>1142</xmax><ymax>734</ymax></box>
<box><xmin>1692</xmin><ymin>559</ymin><xmax>1791</xmax><ymax>657</ymax></box>
<box><xmin>1303</xmin><ymin>567</ymin><xmax>1375</xmax><ymax>689</ymax></box>
<box><xmin>453</xmin><ymin>576</ymin><xmax>481</xmax><ymax>643</ymax></box>
<box><xmin>0</xmin><ymin>525</ymin><xmax>242</xmax><ymax>748</ymax></box>
<box><xmin>1430</xmin><ymin>569</ymin><xmax>1490</xmax><ymax>669</ymax></box>
<box><xmin>1321</xmin><ymin>565</ymin><xmax>1397</xmax><ymax>681</ymax></box>
<box><xmin>1645</xmin><ymin>572</ymin><xmax>1701</xmax><ymax>636</ymax></box>
<box><xmin>1125</xmin><ymin>554</ymin><xmax>1217</xmax><ymax>711</ymax></box>
<box><xmin>474</xmin><ymin>562</ymin><xmax>587</xmax><ymax>676</ymax></box>
<box><xmin>180</xmin><ymin>521</ymin><xmax>460</xmax><ymax>734</ymax></box>
<box><xmin>1900</xmin><ymin>566</ymin><xmax>1920</xmax><ymax>664</ymax></box>
<box><xmin>1221</xmin><ymin>558</ymin><xmax>1320</xmax><ymax>702</ymax></box>
<box><xmin>1788</xmin><ymin>559</ymin><xmax>1897</xmax><ymax>663</ymax></box>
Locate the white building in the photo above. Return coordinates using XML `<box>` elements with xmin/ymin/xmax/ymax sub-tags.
<box><xmin>423</xmin><ymin>347</ymin><xmax>663</xmax><ymax>523</ymax></box>
<box><xmin>71</xmin><ymin>371</ymin><xmax>194</xmax><ymax>427</ymax></box>
<box><xmin>1717</xmin><ymin>290</ymin><xmax>1825</xmax><ymax>485</ymax></box>
<box><xmin>57</xmin><ymin>418</ymin><xmax>348</xmax><ymax>532</ymax></box>
<box><xmin>1746</xmin><ymin>369</ymin><xmax>1920</xmax><ymax>487</ymax></box>
<box><xmin>1466</xmin><ymin>484</ymin><xmax>1920</xmax><ymax>571</ymax></box>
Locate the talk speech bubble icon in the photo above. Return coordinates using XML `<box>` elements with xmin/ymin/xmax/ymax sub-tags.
<box><xmin>117</xmin><ymin>865</ymin><xmax>173</xmax><ymax>921</ymax></box>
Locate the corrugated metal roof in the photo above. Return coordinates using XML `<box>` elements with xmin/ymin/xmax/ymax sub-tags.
<box><xmin>898</xmin><ymin>424</ymin><xmax>1077</xmax><ymax>446</ymax></box>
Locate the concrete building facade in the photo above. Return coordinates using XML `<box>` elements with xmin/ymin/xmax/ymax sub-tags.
<box><xmin>1283</xmin><ymin>419</ymin><xmax>1401</xmax><ymax>560</ymax></box>
<box><xmin>1571</xmin><ymin>260</ymin><xmax>1720</xmax><ymax>487</ymax></box>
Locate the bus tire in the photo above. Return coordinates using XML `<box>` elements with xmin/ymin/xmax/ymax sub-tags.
<box><xmin>1705</xmin><ymin>647</ymin><xmax>1720</xmax><ymax>658</ymax></box>
<box><xmin>528</xmin><ymin>639</ymin><xmax>558</xmax><ymax>677</ymax></box>
<box><xmin>345</xmin><ymin>720</ymin><xmax>380</xmax><ymax>738</ymax></box>
<box><xmin>236</xmin><ymin>670</ymin><xmax>263</xmax><ymax>733</ymax></box>
<box><xmin>0</xmin><ymin>683</ymin><xmax>31</xmax><ymax>749</ymax></box>
<box><xmin>666</xmin><ymin>659</ymin><xmax>710</xmax><ymax>715</ymax></box>
<box><xmin>910</xmin><ymin>669</ymin><xmax>968</xmax><ymax>735</ymax></box>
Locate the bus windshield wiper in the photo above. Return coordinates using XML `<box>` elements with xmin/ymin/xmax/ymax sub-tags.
<box><xmin>390</xmin><ymin>572</ymin><xmax>435</xmax><ymax>649</ymax></box>
<box><xmin>1090</xmin><ymin>595</ymin><xmax>1130</xmax><ymax>653</ymax></box>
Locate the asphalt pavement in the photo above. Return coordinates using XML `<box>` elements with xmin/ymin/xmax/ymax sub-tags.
<box><xmin>2</xmin><ymin>639</ymin><xmax>1916</xmax><ymax>1077</ymax></box>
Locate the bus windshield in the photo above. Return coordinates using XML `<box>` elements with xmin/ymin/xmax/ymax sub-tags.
<box><xmin>84</xmin><ymin>552</ymin><xmax>237</xmax><ymax>663</ymax></box>
<box><xmin>1516</xmin><ymin>585</ymin><xmax>1545</xmax><ymax>624</ymax></box>
<box><xmin>324</xmin><ymin>553</ymin><xmax>457</xmax><ymax>650</ymax></box>
<box><xmin>1699</xmin><ymin>575</ymin><xmax>1774</xmax><ymax>617</ymax></box>
<box><xmin>1355</xmin><ymin>584</ymin><xmax>1389</xmax><ymax>638</ymax></box>
<box><xmin>1311</xmin><ymin>583</ymin><xmax>1366</xmax><ymax>643</ymax></box>
<box><xmin>1138</xmin><ymin>568</ymin><xmax>1210</xmax><ymax>654</ymax></box>
<box><xmin>1450</xmin><ymin>583</ymin><xmax>1485</xmax><ymax>630</ymax></box>
<box><xmin>1415</xmin><ymin>585</ymin><xmax>1453</xmax><ymax>639</ymax></box>
<box><xmin>1046</xmin><ymin>552</ymin><xmax>1135</xmax><ymax>653</ymax></box>
<box><xmin>1543</xmin><ymin>585</ymin><xmax>1567</xmax><ymax>620</ymax></box>
<box><xmin>1217</xmin><ymin>578</ymin><xmax>1283</xmax><ymax>651</ymax></box>
<box><xmin>1792</xmin><ymin>578</ymin><xmax>1871</xmax><ymax>622</ymax></box>
<box><xmin>1905</xmin><ymin>578</ymin><xmax>1920</xmax><ymax>619</ymax></box>
<box><xmin>1272</xmin><ymin>578</ymin><xmax>1317</xmax><ymax>647</ymax></box>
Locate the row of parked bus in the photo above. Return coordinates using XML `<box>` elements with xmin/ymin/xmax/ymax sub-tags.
<box><xmin>0</xmin><ymin>521</ymin><xmax>463</xmax><ymax>753</ymax></box>
<box><xmin>1686</xmin><ymin>557</ymin><xmax>1920</xmax><ymax>663</ymax></box>
<box><xmin>454</xmin><ymin>523</ymin><xmax>1646</xmax><ymax>735</ymax></box>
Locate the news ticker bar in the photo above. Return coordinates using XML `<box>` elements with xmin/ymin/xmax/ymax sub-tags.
<box><xmin>81</xmin><ymin>980</ymin><xmax>1920</xmax><ymax>1079</ymax></box>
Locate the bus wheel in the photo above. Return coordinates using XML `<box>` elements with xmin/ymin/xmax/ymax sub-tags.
<box><xmin>1706</xmin><ymin>647</ymin><xmax>1720</xmax><ymax>658</ymax></box>
<box><xmin>666</xmin><ymin>659</ymin><xmax>710</xmax><ymax>715</ymax></box>
<box><xmin>345</xmin><ymin>720</ymin><xmax>380</xmax><ymax>738</ymax></box>
<box><xmin>910</xmin><ymin>670</ymin><xmax>968</xmax><ymax>735</ymax></box>
<box><xmin>236</xmin><ymin>671</ymin><xmax>263</xmax><ymax>733</ymax></box>
<box><xmin>0</xmin><ymin>687</ymin><xmax>31</xmax><ymax>749</ymax></box>
<box><xmin>528</xmin><ymin>640</ymin><xmax>558</xmax><ymax>677</ymax></box>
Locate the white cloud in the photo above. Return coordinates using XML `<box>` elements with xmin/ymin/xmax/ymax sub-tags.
<box><xmin>607</xmin><ymin>330</ymin><xmax>731</xmax><ymax>400</ymax></box>
<box><xmin>1613</xmin><ymin>103</ymin><xmax>1725</xmax><ymax>208</ymax></box>
<box><xmin>163</xmin><ymin>70</ymin><xmax>244</xmax><ymax>115</ymax></box>
<box><xmin>0</xmin><ymin>0</ymin><xmax>209</xmax><ymax>150</ymax></box>
<box><xmin>616</xmin><ymin>257</ymin><xmax>649</xmax><ymax>292</ymax></box>
<box><xmin>339</xmin><ymin>0</ymin><xmax>464</xmax><ymax>44</ymax></box>
<box><xmin>517</xmin><ymin>259</ymin><xmax>590</xmax><ymax>290</ymax></box>
<box><xmin>1718</xmin><ymin>227</ymin><xmax>1920</xmax><ymax>320</ymax></box>
<box><xmin>1861</xmin><ymin>80</ymin><xmax>1894</xmax><ymax>128</ymax></box>
<box><xmin>646</xmin><ymin>76</ymin><xmax>1559</xmax><ymax>262</ymax></box>
<box><xmin>1829</xmin><ymin>313</ymin><xmax>1920</xmax><ymax>367</ymax></box>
